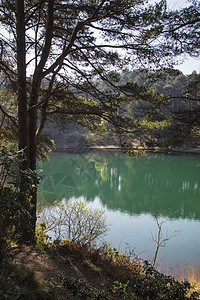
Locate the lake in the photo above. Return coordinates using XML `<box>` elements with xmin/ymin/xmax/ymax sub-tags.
<box><xmin>37</xmin><ymin>151</ymin><xmax>200</xmax><ymax>272</ymax></box>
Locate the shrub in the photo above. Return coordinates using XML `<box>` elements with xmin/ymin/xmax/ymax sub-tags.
<box><xmin>37</xmin><ymin>198</ymin><xmax>108</xmax><ymax>245</ymax></box>
<box><xmin>35</xmin><ymin>222</ymin><xmax>52</xmax><ymax>247</ymax></box>
<box><xmin>129</xmin><ymin>260</ymin><xmax>199</xmax><ymax>300</ymax></box>
<box><xmin>0</xmin><ymin>148</ymin><xmax>42</xmax><ymax>262</ymax></box>
<box><xmin>0</xmin><ymin>187</ymin><xmax>26</xmax><ymax>262</ymax></box>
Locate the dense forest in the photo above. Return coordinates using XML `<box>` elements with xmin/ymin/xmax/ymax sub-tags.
<box><xmin>86</xmin><ymin>68</ymin><xmax>200</xmax><ymax>148</ymax></box>
<box><xmin>1</xmin><ymin>68</ymin><xmax>199</xmax><ymax>151</ymax></box>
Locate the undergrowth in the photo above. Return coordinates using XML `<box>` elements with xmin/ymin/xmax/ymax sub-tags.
<box><xmin>1</xmin><ymin>241</ymin><xmax>200</xmax><ymax>299</ymax></box>
<box><xmin>0</xmin><ymin>264</ymin><xmax>53</xmax><ymax>299</ymax></box>
<box><xmin>55</xmin><ymin>242</ymin><xmax>200</xmax><ymax>299</ymax></box>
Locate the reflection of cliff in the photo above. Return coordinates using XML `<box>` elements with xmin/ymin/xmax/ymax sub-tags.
<box><xmin>38</xmin><ymin>152</ymin><xmax>200</xmax><ymax>220</ymax></box>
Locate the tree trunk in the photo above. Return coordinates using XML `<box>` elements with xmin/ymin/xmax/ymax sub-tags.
<box><xmin>28</xmin><ymin>79</ymin><xmax>41</xmax><ymax>170</ymax></box>
<box><xmin>16</xmin><ymin>0</ymin><xmax>28</xmax><ymax>157</ymax></box>
<box><xmin>16</xmin><ymin>0</ymin><xmax>35</xmax><ymax>244</ymax></box>
<box><xmin>15</xmin><ymin>0</ymin><xmax>54</xmax><ymax>244</ymax></box>
<box><xmin>28</xmin><ymin>78</ymin><xmax>41</xmax><ymax>243</ymax></box>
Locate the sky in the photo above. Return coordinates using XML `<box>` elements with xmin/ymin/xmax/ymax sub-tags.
<box><xmin>175</xmin><ymin>57</ymin><xmax>200</xmax><ymax>75</ymax></box>
<box><xmin>165</xmin><ymin>0</ymin><xmax>200</xmax><ymax>74</ymax></box>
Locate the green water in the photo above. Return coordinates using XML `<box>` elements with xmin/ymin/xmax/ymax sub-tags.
<box><xmin>38</xmin><ymin>151</ymin><xmax>200</xmax><ymax>271</ymax></box>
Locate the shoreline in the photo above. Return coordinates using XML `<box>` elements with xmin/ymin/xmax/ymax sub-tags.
<box><xmin>52</xmin><ymin>145</ymin><xmax>200</xmax><ymax>156</ymax></box>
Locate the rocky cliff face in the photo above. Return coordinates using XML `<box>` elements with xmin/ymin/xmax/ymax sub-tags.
<box><xmin>42</xmin><ymin>121</ymin><xmax>90</xmax><ymax>151</ymax></box>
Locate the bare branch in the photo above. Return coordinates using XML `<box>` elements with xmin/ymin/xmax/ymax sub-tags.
<box><xmin>151</xmin><ymin>215</ymin><xmax>182</xmax><ymax>268</ymax></box>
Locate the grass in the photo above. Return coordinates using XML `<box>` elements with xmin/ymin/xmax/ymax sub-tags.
<box><xmin>83</xmin><ymin>259</ymin><xmax>102</xmax><ymax>273</ymax></box>
<box><xmin>178</xmin><ymin>264</ymin><xmax>200</xmax><ymax>298</ymax></box>
<box><xmin>64</xmin><ymin>256</ymin><xmax>73</xmax><ymax>265</ymax></box>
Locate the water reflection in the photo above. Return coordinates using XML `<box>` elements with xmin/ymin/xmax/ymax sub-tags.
<box><xmin>38</xmin><ymin>152</ymin><xmax>200</xmax><ymax>221</ymax></box>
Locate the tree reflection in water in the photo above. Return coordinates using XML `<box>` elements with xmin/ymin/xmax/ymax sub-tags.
<box><xmin>38</xmin><ymin>152</ymin><xmax>200</xmax><ymax>221</ymax></box>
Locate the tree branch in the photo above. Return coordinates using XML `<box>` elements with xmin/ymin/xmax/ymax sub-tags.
<box><xmin>0</xmin><ymin>104</ymin><xmax>18</xmax><ymax>127</ymax></box>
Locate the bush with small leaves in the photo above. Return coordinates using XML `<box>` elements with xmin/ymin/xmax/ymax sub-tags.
<box><xmin>35</xmin><ymin>222</ymin><xmax>52</xmax><ymax>247</ymax></box>
<box><xmin>38</xmin><ymin>198</ymin><xmax>108</xmax><ymax>246</ymax></box>
<box><xmin>0</xmin><ymin>148</ymin><xmax>42</xmax><ymax>262</ymax></box>
<box><xmin>129</xmin><ymin>260</ymin><xmax>199</xmax><ymax>300</ymax></box>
